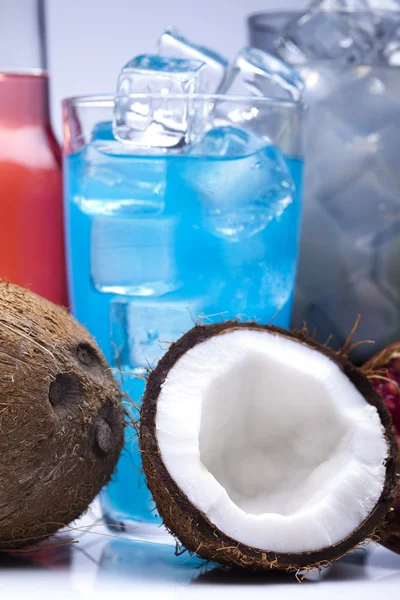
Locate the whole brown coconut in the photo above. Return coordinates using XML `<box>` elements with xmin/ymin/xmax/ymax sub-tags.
<box><xmin>0</xmin><ymin>281</ymin><xmax>124</xmax><ymax>549</ymax></box>
<box><xmin>140</xmin><ymin>321</ymin><xmax>398</xmax><ymax>572</ymax></box>
<box><xmin>364</xmin><ymin>344</ymin><xmax>400</xmax><ymax>555</ymax></box>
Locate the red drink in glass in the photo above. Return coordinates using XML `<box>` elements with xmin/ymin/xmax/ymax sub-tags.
<box><xmin>0</xmin><ymin>72</ymin><xmax>68</xmax><ymax>305</ymax></box>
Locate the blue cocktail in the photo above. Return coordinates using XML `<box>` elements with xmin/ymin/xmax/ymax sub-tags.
<box><xmin>63</xmin><ymin>93</ymin><xmax>303</xmax><ymax>539</ymax></box>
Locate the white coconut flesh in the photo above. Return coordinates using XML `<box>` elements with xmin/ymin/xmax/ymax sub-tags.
<box><xmin>155</xmin><ymin>329</ymin><xmax>388</xmax><ymax>554</ymax></box>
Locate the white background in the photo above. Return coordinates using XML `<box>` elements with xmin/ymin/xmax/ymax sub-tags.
<box><xmin>45</xmin><ymin>0</ymin><xmax>304</xmax><ymax>137</ymax></box>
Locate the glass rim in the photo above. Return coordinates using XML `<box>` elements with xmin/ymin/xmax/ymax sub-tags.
<box><xmin>62</xmin><ymin>92</ymin><xmax>304</xmax><ymax>110</ymax></box>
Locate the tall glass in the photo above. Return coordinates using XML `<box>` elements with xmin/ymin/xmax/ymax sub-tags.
<box><xmin>63</xmin><ymin>94</ymin><xmax>303</xmax><ymax>539</ymax></box>
<box><xmin>0</xmin><ymin>0</ymin><xmax>67</xmax><ymax>305</ymax></box>
<box><xmin>249</xmin><ymin>10</ymin><xmax>400</xmax><ymax>363</ymax></box>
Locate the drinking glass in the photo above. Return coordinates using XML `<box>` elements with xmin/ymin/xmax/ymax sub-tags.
<box><xmin>63</xmin><ymin>93</ymin><xmax>303</xmax><ymax>540</ymax></box>
<box><xmin>249</xmin><ymin>9</ymin><xmax>400</xmax><ymax>363</ymax></box>
<box><xmin>0</xmin><ymin>0</ymin><xmax>67</xmax><ymax>305</ymax></box>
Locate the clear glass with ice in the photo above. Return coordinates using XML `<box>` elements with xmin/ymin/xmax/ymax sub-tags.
<box><xmin>63</xmin><ymin>89</ymin><xmax>303</xmax><ymax>539</ymax></box>
<box><xmin>249</xmin><ymin>2</ymin><xmax>400</xmax><ymax>362</ymax></box>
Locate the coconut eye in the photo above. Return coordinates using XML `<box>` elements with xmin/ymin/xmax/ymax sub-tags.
<box><xmin>94</xmin><ymin>418</ymin><xmax>113</xmax><ymax>455</ymax></box>
<box><xmin>92</xmin><ymin>399</ymin><xmax>121</xmax><ymax>457</ymax></box>
<box><xmin>76</xmin><ymin>343</ymin><xmax>99</xmax><ymax>367</ymax></box>
<box><xmin>49</xmin><ymin>373</ymin><xmax>81</xmax><ymax>410</ymax></box>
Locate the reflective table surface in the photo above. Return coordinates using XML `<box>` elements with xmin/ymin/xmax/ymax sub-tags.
<box><xmin>1</xmin><ymin>500</ymin><xmax>399</xmax><ymax>599</ymax></box>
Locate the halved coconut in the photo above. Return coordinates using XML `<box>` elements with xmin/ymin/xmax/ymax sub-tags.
<box><xmin>140</xmin><ymin>322</ymin><xmax>398</xmax><ymax>571</ymax></box>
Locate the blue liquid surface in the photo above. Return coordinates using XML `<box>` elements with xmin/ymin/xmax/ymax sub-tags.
<box><xmin>64</xmin><ymin>123</ymin><xmax>303</xmax><ymax>529</ymax></box>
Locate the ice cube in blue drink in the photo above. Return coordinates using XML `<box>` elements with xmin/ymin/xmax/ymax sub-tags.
<box><xmin>188</xmin><ymin>124</ymin><xmax>260</xmax><ymax>157</ymax></box>
<box><xmin>91</xmin><ymin>215</ymin><xmax>179</xmax><ymax>296</ymax></box>
<box><xmin>113</xmin><ymin>55</ymin><xmax>206</xmax><ymax>147</ymax></box>
<box><xmin>158</xmin><ymin>27</ymin><xmax>229</xmax><ymax>93</ymax></box>
<box><xmin>221</xmin><ymin>47</ymin><xmax>304</xmax><ymax>101</ymax></box>
<box><xmin>110</xmin><ymin>296</ymin><xmax>206</xmax><ymax>371</ymax></box>
<box><xmin>183</xmin><ymin>126</ymin><xmax>295</xmax><ymax>241</ymax></box>
<box><xmin>77</xmin><ymin>143</ymin><xmax>166</xmax><ymax>216</ymax></box>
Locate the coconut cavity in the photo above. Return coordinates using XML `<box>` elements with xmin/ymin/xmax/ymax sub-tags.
<box><xmin>141</xmin><ymin>322</ymin><xmax>398</xmax><ymax>570</ymax></box>
<box><xmin>0</xmin><ymin>282</ymin><xmax>124</xmax><ymax>549</ymax></box>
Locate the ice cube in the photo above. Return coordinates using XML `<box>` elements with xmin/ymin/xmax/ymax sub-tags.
<box><xmin>221</xmin><ymin>47</ymin><xmax>304</xmax><ymax>101</ymax></box>
<box><xmin>113</xmin><ymin>54</ymin><xmax>207</xmax><ymax>147</ymax></box>
<box><xmin>91</xmin><ymin>216</ymin><xmax>179</xmax><ymax>296</ymax></box>
<box><xmin>181</xmin><ymin>126</ymin><xmax>294</xmax><ymax>241</ymax></box>
<box><xmin>281</xmin><ymin>3</ymin><xmax>375</xmax><ymax>64</ymax></box>
<box><xmin>304</xmin><ymin>105</ymin><xmax>377</xmax><ymax>202</ymax></box>
<box><xmin>77</xmin><ymin>142</ymin><xmax>166</xmax><ymax>216</ymax></box>
<box><xmin>110</xmin><ymin>296</ymin><xmax>205</xmax><ymax>370</ymax></box>
<box><xmin>321</xmin><ymin>158</ymin><xmax>400</xmax><ymax>245</ymax></box>
<box><xmin>275</xmin><ymin>37</ymin><xmax>309</xmax><ymax>66</ymax></box>
<box><xmin>318</xmin><ymin>67</ymin><xmax>400</xmax><ymax>136</ymax></box>
<box><xmin>298</xmin><ymin>65</ymin><xmax>342</xmax><ymax>105</ymax></box>
<box><xmin>188</xmin><ymin>125</ymin><xmax>261</xmax><ymax>157</ymax></box>
<box><xmin>157</xmin><ymin>27</ymin><xmax>229</xmax><ymax>93</ymax></box>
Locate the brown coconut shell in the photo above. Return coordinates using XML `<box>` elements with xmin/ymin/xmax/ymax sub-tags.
<box><xmin>0</xmin><ymin>281</ymin><xmax>124</xmax><ymax>549</ymax></box>
<box><xmin>140</xmin><ymin>321</ymin><xmax>398</xmax><ymax>572</ymax></box>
